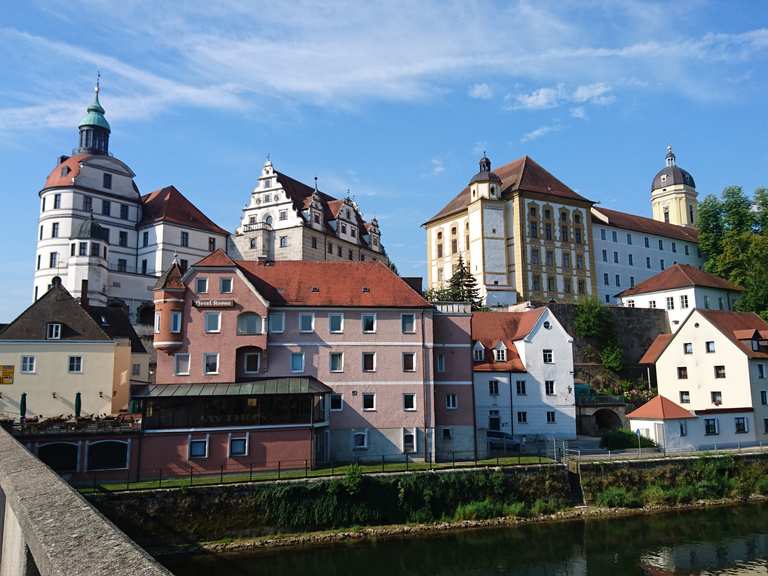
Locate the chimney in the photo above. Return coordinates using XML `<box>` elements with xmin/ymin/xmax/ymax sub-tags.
<box><xmin>80</xmin><ymin>279</ymin><xmax>89</xmax><ymax>308</ymax></box>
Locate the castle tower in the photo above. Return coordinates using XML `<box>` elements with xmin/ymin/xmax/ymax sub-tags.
<box><xmin>651</xmin><ymin>145</ymin><xmax>697</xmax><ymax>228</ymax></box>
<box><xmin>152</xmin><ymin>259</ymin><xmax>186</xmax><ymax>352</ymax></box>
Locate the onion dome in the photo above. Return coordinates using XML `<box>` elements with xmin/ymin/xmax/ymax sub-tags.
<box><xmin>76</xmin><ymin>74</ymin><xmax>110</xmax><ymax>155</ymax></box>
<box><xmin>469</xmin><ymin>153</ymin><xmax>502</xmax><ymax>185</ymax></box>
<box><xmin>652</xmin><ymin>145</ymin><xmax>695</xmax><ymax>190</ymax></box>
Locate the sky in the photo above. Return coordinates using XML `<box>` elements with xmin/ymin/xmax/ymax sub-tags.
<box><xmin>1</xmin><ymin>0</ymin><xmax>767</xmax><ymax>321</ymax></box>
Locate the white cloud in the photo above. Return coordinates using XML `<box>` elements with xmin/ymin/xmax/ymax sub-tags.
<box><xmin>521</xmin><ymin>124</ymin><xmax>561</xmax><ymax>143</ymax></box>
<box><xmin>468</xmin><ymin>83</ymin><xmax>493</xmax><ymax>100</ymax></box>
<box><xmin>570</xmin><ymin>106</ymin><xmax>586</xmax><ymax>119</ymax></box>
<box><xmin>506</xmin><ymin>82</ymin><xmax>614</xmax><ymax>113</ymax></box>
<box><xmin>571</xmin><ymin>82</ymin><xmax>614</xmax><ymax>105</ymax></box>
<box><xmin>431</xmin><ymin>158</ymin><xmax>445</xmax><ymax>175</ymax></box>
<box><xmin>507</xmin><ymin>87</ymin><xmax>561</xmax><ymax>110</ymax></box>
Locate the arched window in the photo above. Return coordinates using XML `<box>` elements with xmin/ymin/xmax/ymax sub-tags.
<box><xmin>249</xmin><ymin>238</ymin><xmax>256</xmax><ymax>249</ymax></box>
<box><xmin>237</xmin><ymin>313</ymin><xmax>263</xmax><ymax>335</ymax></box>
<box><xmin>38</xmin><ymin>442</ymin><xmax>79</xmax><ymax>472</ymax></box>
<box><xmin>264</xmin><ymin>215</ymin><xmax>273</xmax><ymax>226</ymax></box>
<box><xmin>87</xmin><ymin>440</ymin><xmax>129</xmax><ymax>470</ymax></box>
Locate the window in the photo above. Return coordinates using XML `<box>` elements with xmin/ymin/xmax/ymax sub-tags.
<box><xmin>516</xmin><ymin>380</ymin><xmax>526</xmax><ymax>396</ymax></box>
<box><xmin>683</xmin><ymin>342</ymin><xmax>693</xmax><ymax>354</ymax></box>
<box><xmin>649</xmin><ymin>300</ymin><xmax>656</xmax><ymax>309</ymax></box>
<box><xmin>735</xmin><ymin>417</ymin><xmax>748</xmax><ymax>434</ymax></box>
<box><xmin>243</xmin><ymin>352</ymin><xmax>260</xmax><ymax>374</ymax></box>
<box><xmin>545</xmin><ymin>380</ymin><xmax>555</xmax><ymax>395</ymax></box>
<box><xmin>141</xmin><ymin>259</ymin><xmax>147</xmax><ymax>275</ymax></box>
<box><xmin>290</xmin><ymin>352</ymin><xmax>305</xmax><ymax>373</ymax></box>
<box><xmin>600</xmin><ymin>228</ymin><xmax>606</xmax><ymax>240</ymax></box>
<box><xmin>488</xmin><ymin>379</ymin><xmax>499</xmax><ymax>396</ymax></box>
<box><xmin>196</xmin><ymin>278</ymin><xmax>208</xmax><ymax>293</ymax></box>
<box><xmin>473</xmin><ymin>344</ymin><xmax>485</xmax><ymax>361</ymax></box>
<box><xmin>329</xmin><ymin>313</ymin><xmax>344</xmax><ymax>333</ymax></box>
<box><xmin>79</xmin><ymin>242</ymin><xmax>87</xmax><ymax>256</ymax></box>
<box><xmin>132</xmin><ymin>363</ymin><xmax>141</xmax><ymax>377</ymax></box>
<box><xmin>204</xmin><ymin>311</ymin><xmax>221</xmax><ymax>333</ymax></box>
<box><xmin>706</xmin><ymin>341</ymin><xmax>715</xmax><ymax>353</ymax></box>
<box><xmin>330</xmin><ymin>394</ymin><xmax>343</xmax><ymax>411</ymax></box>
<box><xmin>337</xmin><ymin>246</ymin><xmax>342</xmax><ymax>257</ymax></box>
<box><xmin>436</xmin><ymin>352</ymin><xmax>446</xmax><ymax>373</ymax></box>
<box><xmin>204</xmin><ymin>353</ymin><xmax>219</xmax><ymax>374</ymax></box>
<box><xmin>759</xmin><ymin>364</ymin><xmax>766</xmax><ymax>379</ymax></box>
<box><xmin>83</xmin><ymin>196</ymin><xmax>92</xmax><ymax>212</ymax></box>
<box><xmin>547</xmin><ymin>411</ymin><xmax>556</xmax><ymax>424</ymax></box>
<box><xmin>208</xmin><ymin>237</ymin><xmax>217</xmax><ymax>252</ymax></box>
<box><xmin>230</xmin><ymin>436</ymin><xmax>248</xmax><ymax>457</ymax></box>
<box><xmin>175</xmin><ymin>353</ymin><xmax>190</xmax><ymax>375</ymax></box>
<box><xmin>362</xmin><ymin>352</ymin><xmax>376</xmax><ymax>372</ymax></box>
<box><xmin>446</xmin><ymin>394</ymin><xmax>458</xmax><ymax>410</ymax></box>
<box><xmin>401</xmin><ymin>314</ymin><xmax>416</xmax><ymax>334</ymax></box>
<box><xmin>613</xmin><ymin>251</ymin><xmax>619</xmax><ymax>264</ymax></box>
<box><xmin>615</xmin><ymin>274</ymin><xmax>621</xmax><ymax>287</ymax></box>
<box><xmin>299</xmin><ymin>313</ymin><xmax>315</xmax><ymax>333</ymax></box>
<box><xmin>543</xmin><ymin>349</ymin><xmax>553</xmax><ymax>364</ymax></box>
<box><xmin>403</xmin><ymin>393</ymin><xmax>416</xmax><ymax>411</ymax></box>
<box><xmin>658</xmin><ymin>239</ymin><xmax>663</xmax><ymax>250</ymax></box>
<box><xmin>118</xmin><ymin>231</ymin><xmax>128</xmax><ymax>247</ymax></box>
<box><xmin>237</xmin><ymin>313</ymin><xmax>262</xmax><ymax>335</ymax></box>
<box><xmin>704</xmin><ymin>419</ymin><xmax>718</xmax><ymax>436</ymax></box>
<box><xmin>269</xmin><ymin>312</ymin><xmax>285</xmax><ymax>333</ymax></box>
<box><xmin>120</xmin><ymin>204</ymin><xmax>129</xmax><ymax>220</ymax></box>
<box><xmin>685</xmin><ymin>245</ymin><xmax>690</xmax><ymax>256</ymax></box>
<box><xmin>680</xmin><ymin>421</ymin><xmax>688</xmax><ymax>437</ymax></box>
<box><xmin>171</xmin><ymin>311</ymin><xmax>182</xmax><ymax>333</ymax></box>
<box><xmin>21</xmin><ymin>356</ymin><xmax>35</xmax><ymax>374</ymax></box>
<box><xmin>311</xmin><ymin>236</ymin><xmax>318</xmax><ymax>249</ymax></box>
<box><xmin>660</xmin><ymin>259</ymin><xmax>665</xmax><ymax>270</ymax></box>
<box><xmin>714</xmin><ymin>366</ymin><xmax>726</xmax><ymax>379</ymax></box>
<box><xmin>612</xmin><ymin>231</ymin><xmax>617</xmax><ymax>242</ymax></box>
<box><xmin>189</xmin><ymin>438</ymin><xmax>208</xmax><ymax>459</ymax></box>
<box><xmin>102</xmin><ymin>173</ymin><xmax>112</xmax><ymax>189</ymax></box>
<box><xmin>363</xmin><ymin>393</ymin><xmax>376</xmax><ymax>411</ymax></box>
<box><xmin>545</xmin><ymin>223</ymin><xmax>552</xmax><ymax>240</ymax></box>
<box><xmin>529</xmin><ymin>222</ymin><xmax>538</xmax><ymax>238</ymax></box>
<box><xmin>403</xmin><ymin>428</ymin><xmax>416</xmax><ymax>453</ymax></box>
<box><xmin>666</xmin><ymin>297</ymin><xmax>674</xmax><ymax>310</ymax></box>
<box><xmin>576</xmin><ymin>254</ymin><xmax>584</xmax><ymax>270</ymax></box>
<box><xmin>102</xmin><ymin>199</ymin><xmax>111</xmax><ymax>216</ymax></box>
<box><xmin>402</xmin><ymin>352</ymin><xmax>416</xmax><ymax>372</ymax></box>
<box><xmin>704</xmin><ymin>296</ymin><xmax>710</xmax><ymax>309</ymax></box>
<box><xmin>627</xmin><ymin>300</ymin><xmax>635</xmax><ymax>308</ymax></box>
<box><xmin>142</xmin><ymin>232</ymin><xmax>149</xmax><ymax>247</ymax></box>
<box><xmin>353</xmin><ymin>429</ymin><xmax>368</xmax><ymax>449</ymax></box>
<box><xmin>493</xmin><ymin>347</ymin><xmax>507</xmax><ymax>362</ymax></box>
<box><xmin>442</xmin><ymin>428</ymin><xmax>453</xmax><ymax>441</ymax></box>
<box><xmin>677</xmin><ymin>366</ymin><xmax>688</xmax><ymax>379</ymax></box>
<box><xmin>711</xmin><ymin>391</ymin><xmax>723</xmax><ymax>404</ymax></box>
<box><xmin>66</xmin><ymin>355</ymin><xmax>83</xmax><ymax>373</ymax></box>
<box><xmin>51</xmin><ymin>222</ymin><xmax>59</xmax><ymax>238</ymax></box>
<box><xmin>517</xmin><ymin>411</ymin><xmax>528</xmax><ymax>424</ymax></box>
<box><xmin>362</xmin><ymin>313</ymin><xmax>376</xmax><ymax>333</ymax></box>
<box><xmin>762</xmin><ymin>391</ymin><xmax>768</xmax><ymax>405</ymax></box>
<box><xmin>330</xmin><ymin>352</ymin><xmax>344</xmax><ymax>372</ymax></box>
<box><xmin>646</xmin><ymin>256</ymin><xmax>651</xmax><ymax>269</ymax></box>
<box><xmin>679</xmin><ymin>391</ymin><xmax>690</xmax><ymax>404</ymax></box>
<box><xmin>680</xmin><ymin>295</ymin><xmax>689</xmax><ymax>309</ymax></box>
<box><xmin>180</xmin><ymin>259</ymin><xmax>188</xmax><ymax>272</ymax></box>
<box><xmin>154</xmin><ymin>312</ymin><xmax>161</xmax><ymax>334</ymax></box>
<box><xmin>547</xmin><ymin>277</ymin><xmax>556</xmax><ymax>291</ymax></box>
<box><xmin>46</xmin><ymin>323</ymin><xmax>61</xmax><ymax>340</ymax></box>
<box><xmin>603</xmin><ymin>273</ymin><xmax>609</xmax><ymax>286</ymax></box>
<box><xmin>279</xmin><ymin>210</ymin><xmax>288</xmax><ymax>221</ymax></box>
<box><xmin>49</xmin><ymin>252</ymin><xmax>58</xmax><ymax>268</ymax></box>
<box><xmin>328</xmin><ymin>242</ymin><xmax>334</xmax><ymax>254</ymax></box>
<box><xmin>279</xmin><ymin>235</ymin><xmax>288</xmax><ymax>248</ymax></box>
<box><xmin>672</xmin><ymin>242</ymin><xmax>677</xmax><ymax>253</ymax></box>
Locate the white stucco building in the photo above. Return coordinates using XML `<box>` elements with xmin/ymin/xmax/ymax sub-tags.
<box><xmin>617</xmin><ymin>264</ymin><xmax>743</xmax><ymax>332</ymax></box>
<box><xmin>639</xmin><ymin>309</ymin><xmax>768</xmax><ymax>447</ymax></box>
<box><xmin>33</xmin><ymin>81</ymin><xmax>228</xmax><ymax>323</ymax></box>
<box><xmin>471</xmin><ymin>307</ymin><xmax>576</xmax><ymax>456</ymax></box>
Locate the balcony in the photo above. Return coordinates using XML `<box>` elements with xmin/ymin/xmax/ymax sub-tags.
<box><xmin>240</xmin><ymin>222</ymin><xmax>273</xmax><ymax>234</ymax></box>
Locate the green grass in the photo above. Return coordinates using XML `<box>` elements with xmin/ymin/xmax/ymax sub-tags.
<box><xmin>78</xmin><ymin>455</ymin><xmax>553</xmax><ymax>494</ymax></box>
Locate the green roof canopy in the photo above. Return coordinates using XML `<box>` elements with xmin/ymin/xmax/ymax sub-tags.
<box><xmin>136</xmin><ymin>377</ymin><xmax>332</xmax><ymax>398</ymax></box>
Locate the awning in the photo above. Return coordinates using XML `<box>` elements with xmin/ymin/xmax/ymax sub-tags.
<box><xmin>134</xmin><ymin>377</ymin><xmax>332</xmax><ymax>398</ymax></box>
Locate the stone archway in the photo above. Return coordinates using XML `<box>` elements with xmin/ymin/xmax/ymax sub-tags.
<box><xmin>594</xmin><ymin>408</ymin><xmax>623</xmax><ymax>432</ymax></box>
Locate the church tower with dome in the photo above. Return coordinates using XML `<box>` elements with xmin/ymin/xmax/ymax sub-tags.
<box><xmin>651</xmin><ymin>145</ymin><xmax>698</xmax><ymax>228</ymax></box>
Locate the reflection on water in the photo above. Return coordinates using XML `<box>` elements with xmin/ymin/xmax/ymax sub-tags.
<box><xmin>162</xmin><ymin>502</ymin><xmax>768</xmax><ymax>576</ymax></box>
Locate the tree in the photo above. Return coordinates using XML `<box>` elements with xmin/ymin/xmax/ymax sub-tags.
<box><xmin>424</xmin><ymin>287</ymin><xmax>454</xmax><ymax>302</ymax></box>
<box><xmin>734</xmin><ymin>234</ymin><xmax>768</xmax><ymax>314</ymax></box>
<box><xmin>697</xmin><ymin>195</ymin><xmax>724</xmax><ymax>272</ymax></box>
<box><xmin>462</xmin><ymin>268</ymin><xmax>483</xmax><ymax>310</ymax></box>
<box><xmin>448</xmin><ymin>256</ymin><xmax>469</xmax><ymax>302</ymax></box>
<box><xmin>574</xmin><ymin>297</ymin><xmax>611</xmax><ymax>339</ymax></box>
<box><xmin>754</xmin><ymin>187</ymin><xmax>768</xmax><ymax>234</ymax></box>
<box><xmin>721</xmin><ymin>186</ymin><xmax>754</xmax><ymax>234</ymax></box>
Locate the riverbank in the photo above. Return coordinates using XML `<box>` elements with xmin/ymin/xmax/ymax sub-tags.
<box><xmin>156</xmin><ymin>494</ymin><xmax>768</xmax><ymax>556</ymax></box>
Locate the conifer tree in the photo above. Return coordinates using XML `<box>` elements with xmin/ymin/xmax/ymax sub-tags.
<box><xmin>448</xmin><ymin>256</ymin><xmax>468</xmax><ymax>301</ymax></box>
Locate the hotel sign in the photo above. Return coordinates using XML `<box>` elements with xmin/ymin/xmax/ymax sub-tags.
<box><xmin>193</xmin><ymin>299</ymin><xmax>235</xmax><ymax>309</ymax></box>
<box><xmin>1</xmin><ymin>365</ymin><xmax>14</xmax><ymax>385</ymax></box>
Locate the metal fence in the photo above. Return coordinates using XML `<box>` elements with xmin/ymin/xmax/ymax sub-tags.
<box><xmin>564</xmin><ymin>440</ymin><xmax>768</xmax><ymax>463</ymax></box>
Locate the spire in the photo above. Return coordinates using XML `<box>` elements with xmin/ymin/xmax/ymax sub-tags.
<box><xmin>77</xmin><ymin>74</ymin><xmax>110</xmax><ymax>155</ymax></box>
<box><xmin>665</xmin><ymin>144</ymin><xmax>676</xmax><ymax>167</ymax></box>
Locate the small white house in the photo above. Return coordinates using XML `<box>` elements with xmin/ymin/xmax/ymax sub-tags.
<box><xmin>629</xmin><ymin>395</ymin><xmax>756</xmax><ymax>451</ymax></box>
<box><xmin>472</xmin><ymin>307</ymin><xmax>576</xmax><ymax>456</ymax></box>
<box><xmin>617</xmin><ymin>264</ymin><xmax>742</xmax><ymax>332</ymax></box>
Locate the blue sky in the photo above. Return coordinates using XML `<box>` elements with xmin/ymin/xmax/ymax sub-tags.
<box><xmin>1</xmin><ymin>1</ymin><xmax>767</xmax><ymax>320</ymax></box>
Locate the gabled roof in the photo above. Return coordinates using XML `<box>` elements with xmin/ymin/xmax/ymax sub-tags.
<box><xmin>425</xmin><ymin>156</ymin><xmax>593</xmax><ymax>225</ymax></box>
<box><xmin>639</xmin><ymin>333</ymin><xmax>674</xmax><ymax>364</ymax></box>
<box><xmin>627</xmin><ymin>395</ymin><xmax>696</xmax><ymax>420</ymax></box>
<box><xmin>141</xmin><ymin>186</ymin><xmax>228</xmax><ymax>236</ymax></box>
<box><xmin>697</xmin><ymin>310</ymin><xmax>768</xmax><ymax>359</ymax></box>
<box><xmin>471</xmin><ymin>308</ymin><xmax>546</xmax><ymax>372</ymax></box>
<box><xmin>84</xmin><ymin>306</ymin><xmax>147</xmax><ymax>353</ymax></box>
<box><xmin>592</xmin><ymin>207</ymin><xmax>699</xmax><ymax>243</ymax></box>
<box><xmin>192</xmin><ymin>249</ymin><xmax>237</xmax><ymax>268</ymax></box>
<box><xmin>154</xmin><ymin>261</ymin><xmax>186</xmax><ymax>290</ymax></box>
<box><xmin>226</xmin><ymin>260</ymin><xmax>431</xmax><ymax>308</ymax></box>
<box><xmin>617</xmin><ymin>264</ymin><xmax>743</xmax><ymax>297</ymax></box>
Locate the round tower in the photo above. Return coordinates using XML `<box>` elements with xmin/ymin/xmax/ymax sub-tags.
<box><xmin>152</xmin><ymin>260</ymin><xmax>186</xmax><ymax>351</ymax></box>
<box><xmin>651</xmin><ymin>145</ymin><xmax>697</xmax><ymax>228</ymax></box>
<box><xmin>468</xmin><ymin>153</ymin><xmax>502</xmax><ymax>203</ymax></box>
<box><xmin>76</xmin><ymin>74</ymin><xmax>110</xmax><ymax>156</ymax></box>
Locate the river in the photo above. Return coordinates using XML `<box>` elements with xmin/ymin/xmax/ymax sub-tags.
<box><xmin>162</xmin><ymin>502</ymin><xmax>768</xmax><ymax>575</ymax></box>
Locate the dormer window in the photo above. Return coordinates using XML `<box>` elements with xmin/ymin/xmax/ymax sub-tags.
<box><xmin>314</xmin><ymin>213</ymin><xmax>320</xmax><ymax>224</ymax></box>
<box><xmin>473</xmin><ymin>342</ymin><xmax>485</xmax><ymax>362</ymax></box>
<box><xmin>753</xmin><ymin>339</ymin><xmax>761</xmax><ymax>352</ymax></box>
<box><xmin>493</xmin><ymin>344</ymin><xmax>507</xmax><ymax>362</ymax></box>
<box><xmin>46</xmin><ymin>323</ymin><xmax>62</xmax><ymax>340</ymax></box>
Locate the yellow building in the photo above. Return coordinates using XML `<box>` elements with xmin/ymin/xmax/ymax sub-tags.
<box><xmin>650</xmin><ymin>145</ymin><xmax>698</xmax><ymax>228</ymax></box>
<box><xmin>0</xmin><ymin>281</ymin><xmax>148</xmax><ymax>420</ymax></box>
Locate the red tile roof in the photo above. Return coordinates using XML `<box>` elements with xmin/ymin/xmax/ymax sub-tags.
<box><xmin>696</xmin><ymin>309</ymin><xmax>768</xmax><ymax>359</ymax></box>
<box><xmin>618</xmin><ymin>264</ymin><xmax>743</xmax><ymax>297</ymax></box>
<box><xmin>639</xmin><ymin>333</ymin><xmax>674</xmax><ymax>364</ymax></box>
<box><xmin>471</xmin><ymin>309</ymin><xmax>546</xmax><ymax>372</ymax></box>
<box><xmin>592</xmin><ymin>207</ymin><xmax>699</xmax><ymax>243</ymax></box>
<box><xmin>425</xmin><ymin>156</ymin><xmax>592</xmax><ymax>225</ymax></box>
<box><xmin>141</xmin><ymin>186</ymin><xmax>228</xmax><ymax>236</ymax></box>
<box><xmin>193</xmin><ymin>249</ymin><xmax>237</xmax><ymax>267</ymax></box>
<box><xmin>227</xmin><ymin>260</ymin><xmax>431</xmax><ymax>308</ymax></box>
<box><xmin>43</xmin><ymin>154</ymin><xmax>90</xmax><ymax>188</ymax></box>
<box><xmin>627</xmin><ymin>395</ymin><xmax>696</xmax><ymax>420</ymax></box>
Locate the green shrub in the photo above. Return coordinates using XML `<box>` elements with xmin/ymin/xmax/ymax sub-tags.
<box><xmin>671</xmin><ymin>484</ymin><xmax>697</xmax><ymax>504</ymax></box>
<box><xmin>599</xmin><ymin>429</ymin><xmax>655</xmax><ymax>450</ymax></box>
<box><xmin>503</xmin><ymin>502</ymin><xmax>526</xmax><ymax>517</ymax></box>
<box><xmin>641</xmin><ymin>485</ymin><xmax>669</xmax><ymax>506</ymax></box>
<box><xmin>595</xmin><ymin>487</ymin><xmax>641</xmax><ymax>508</ymax></box>
<box><xmin>341</xmin><ymin>465</ymin><xmax>363</xmax><ymax>495</ymax></box>
<box><xmin>453</xmin><ymin>499</ymin><xmax>502</xmax><ymax>521</ymax></box>
<box><xmin>529</xmin><ymin>499</ymin><xmax>561</xmax><ymax>516</ymax></box>
<box><xmin>755</xmin><ymin>477</ymin><xmax>768</xmax><ymax>496</ymax></box>
<box><xmin>600</xmin><ymin>343</ymin><xmax>624</xmax><ymax>373</ymax></box>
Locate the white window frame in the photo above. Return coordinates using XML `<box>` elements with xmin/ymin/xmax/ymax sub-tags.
<box><xmin>706</xmin><ymin>341</ymin><xmax>716</xmax><ymax>353</ymax></box>
<box><xmin>542</xmin><ymin>349</ymin><xmax>553</xmax><ymax>364</ymax></box>
<box><xmin>666</xmin><ymin>296</ymin><xmax>674</xmax><ymax>310</ymax></box>
<box><xmin>171</xmin><ymin>311</ymin><xmax>182</xmax><ymax>334</ymax></box>
<box><xmin>493</xmin><ymin>345</ymin><xmax>507</xmax><ymax>362</ymax></box>
<box><xmin>361</xmin><ymin>313</ymin><xmax>377</xmax><ymax>334</ymax></box>
<box><xmin>362</xmin><ymin>392</ymin><xmax>376</xmax><ymax>411</ymax></box>
<box><xmin>352</xmin><ymin>429</ymin><xmax>369</xmax><ymax>450</ymax></box>
<box><xmin>330</xmin><ymin>393</ymin><xmax>344</xmax><ymax>412</ymax></box>
<box><xmin>488</xmin><ymin>379</ymin><xmax>499</xmax><ymax>396</ymax></box>
<box><xmin>228</xmin><ymin>434</ymin><xmax>249</xmax><ymax>457</ymax></box>
<box><xmin>196</xmin><ymin>277</ymin><xmax>208</xmax><ymax>294</ymax></box>
<box><xmin>299</xmin><ymin>313</ymin><xmax>315</xmax><ymax>333</ymax></box>
<box><xmin>188</xmin><ymin>436</ymin><xmax>209</xmax><ymax>459</ymax></box>
<box><xmin>204</xmin><ymin>311</ymin><xmax>221</xmax><ymax>334</ymax></box>
<box><xmin>473</xmin><ymin>343</ymin><xmax>485</xmax><ymax>362</ymax></box>
<box><xmin>683</xmin><ymin>342</ymin><xmax>693</xmax><ymax>354</ymax></box>
<box><xmin>243</xmin><ymin>352</ymin><xmax>261</xmax><ymax>375</ymax></box>
<box><xmin>403</xmin><ymin>393</ymin><xmax>417</xmax><ymax>412</ymax></box>
<box><xmin>47</xmin><ymin>323</ymin><xmax>62</xmax><ymax>340</ymax></box>
<box><xmin>203</xmin><ymin>352</ymin><xmax>219</xmax><ymax>375</ymax></box>
<box><xmin>402</xmin><ymin>427</ymin><xmax>417</xmax><ymax>454</ymax></box>
<box><xmin>680</xmin><ymin>294</ymin><xmax>689</xmax><ymax>309</ymax></box>
<box><xmin>20</xmin><ymin>355</ymin><xmax>36</xmax><ymax>374</ymax></box>
<box><xmin>68</xmin><ymin>355</ymin><xmax>83</xmax><ymax>374</ymax></box>
<box><xmin>402</xmin><ymin>352</ymin><xmax>416</xmax><ymax>372</ymax></box>
<box><xmin>328</xmin><ymin>313</ymin><xmax>344</xmax><ymax>334</ymax></box>
<box><xmin>290</xmin><ymin>352</ymin><xmax>305</xmax><ymax>373</ymax></box>
<box><xmin>446</xmin><ymin>393</ymin><xmax>458</xmax><ymax>410</ymax></box>
<box><xmin>401</xmin><ymin>313</ymin><xmax>416</xmax><ymax>334</ymax></box>
<box><xmin>175</xmin><ymin>353</ymin><xmax>190</xmax><ymax>376</ymax></box>
<box><xmin>268</xmin><ymin>312</ymin><xmax>285</xmax><ymax>333</ymax></box>
<box><xmin>362</xmin><ymin>352</ymin><xmax>376</xmax><ymax>372</ymax></box>
<box><xmin>219</xmin><ymin>277</ymin><xmax>233</xmax><ymax>294</ymax></box>
<box><xmin>132</xmin><ymin>363</ymin><xmax>141</xmax><ymax>377</ymax></box>
<box><xmin>436</xmin><ymin>352</ymin><xmax>446</xmax><ymax>373</ymax></box>
<box><xmin>329</xmin><ymin>352</ymin><xmax>344</xmax><ymax>373</ymax></box>
<box><xmin>237</xmin><ymin>313</ymin><xmax>262</xmax><ymax>335</ymax></box>
<box><xmin>154</xmin><ymin>313</ymin><xmax>161</xmax><ymax>334</ymax></box>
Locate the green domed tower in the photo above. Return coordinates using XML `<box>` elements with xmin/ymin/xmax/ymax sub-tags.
<box><xmin>76</xmin><ymin>75</ymin><xmax>111</xmax><ymax>155</ymax></box>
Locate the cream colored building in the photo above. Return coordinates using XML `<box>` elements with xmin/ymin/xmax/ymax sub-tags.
<box><xmin>0</xmin><ymin>282</ymin><xmax>148</xmax><ymax>419</ymax></box>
